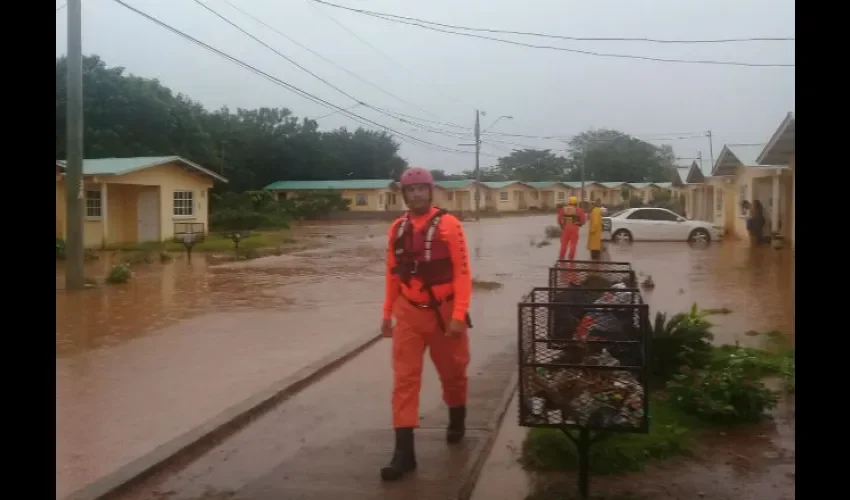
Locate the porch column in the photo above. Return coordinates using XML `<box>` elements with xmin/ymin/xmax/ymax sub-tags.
<box><xmin>101</xmin><ymin>182</ymin><xmax>109</xmax><ymax>249</ymax></box>
<box><xmin>771</xmin><ymin>171</ymin><xmax>781</xmax><ymax>235</ymax></box>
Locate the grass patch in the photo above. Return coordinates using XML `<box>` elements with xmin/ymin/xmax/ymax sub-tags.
<box><xmin>521</xmin><ymin>396</ymin><xmax>702</xmax><ymax>476</ymax></box>
<box><xmin>108</xmin><ymin>230</ymin><xmax>295</xmax><ymax>253</ymax></box>
<box><xmin>472</xmin><ymin>278</ymin><xmax>503</xmax><ymax>291</ymax></box>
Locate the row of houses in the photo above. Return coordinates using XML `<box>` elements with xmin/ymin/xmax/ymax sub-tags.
<box><xmin>54</xmin><ymin>113</ymin><xmax>793</xmax><ymax>249</ymax></box>
<box><xmin>671</xmin><ymin>112</ymin><xmax>795</xmax><ymax>247</ymax></box>
<box><xmin>265</xmin><ymin>179</ymin><xmax>674</xmax><ymax>214</ymax></box>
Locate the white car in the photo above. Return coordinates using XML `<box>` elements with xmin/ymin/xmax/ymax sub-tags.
<box><xmin>602</xmin><ymin>207</ymin><xmax>723</xmax><ymax>244</ymax></box>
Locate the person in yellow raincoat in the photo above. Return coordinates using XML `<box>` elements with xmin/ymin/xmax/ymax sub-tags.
<box><xmin>587</xmin><ymin>198</ymin><xmax>603</xmax><ymax>260</ymax></box>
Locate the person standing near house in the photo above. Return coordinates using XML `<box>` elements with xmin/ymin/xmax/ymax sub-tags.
<box><xmin>587</xmin><ymin>198</ymin><xmax>604</xmax><ymax>260</ymax></box>
<box><xmin>379</xmin><ymin>167</ymin><xmax>473</xmax><ymax>482</ymax></box>
<box><xmin>747</xmin><ymin>199</ymin><xmax>767</xmax><ymax>246</ymax></box>
<box><xmin>557</xmin><ymin>196</ymin><xmax>586</xmax><ymax>260</ymax></box>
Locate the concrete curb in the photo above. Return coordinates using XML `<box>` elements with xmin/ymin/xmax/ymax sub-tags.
<box><xmin>456</xmin><ymin>370</ymin><xmax>519</xmax><ymax>500</ymax></box>
<box><xmin>64</xmin><ymin>332</ymin><xmax>384</xmax><ymax>500</ymax></box>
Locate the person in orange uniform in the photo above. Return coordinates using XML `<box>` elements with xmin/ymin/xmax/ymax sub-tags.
<box><xmin>379</xmin><ymin>167</ymin><xmax>473</xmax><ymax>482</ymax></box>
<box><xmin>557</xmin><ymin>196</ymin><xmax>586</xmax><ymax>260</ymax></box>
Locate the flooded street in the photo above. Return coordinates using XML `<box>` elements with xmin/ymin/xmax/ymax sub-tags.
<box><xmin>56</xmin><ymin>215</ymin><xmax>794</xmax><ymax>499</ymax></box>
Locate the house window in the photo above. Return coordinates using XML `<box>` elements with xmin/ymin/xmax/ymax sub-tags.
<box><xmin>557</xmin><ymin>191</ymin><xmax>565</xmax><ymax>200</ymax></box>
<box><xmin>388</xmin><ymin>193</ymin><xmax>396</xmax><ymax>205</ymax></box>
<box><xmin>173</xmin><ymin>191</ymin><xmax>194</xmax><ymax>217</ymax></box>
<box><xmin>356</xmin><ymin>193</ymin><xmax>368</xmax><ymax>206</ymax></box>
<box><xmin>738</xmin><ymin>184</ymin><xmax>748</xmax><ymax>216</ymax></box>
<box><xmin>531</xmin><ymin>191</ymin><xmax>539</xmax><ymax>200</ymax></box>
<box><xmin>447</xmin><ymin>192</ymin><xmax>454</xmax><ymax>201</ymax></box>
<box><xmin>86</xmin><ymin>190</ymin><xmax>102</xmax><ymax>218</ymax></box>
<box><xmin>499</xmin><ymin>191</ymin><xmax>509</xmax><ymax>202</ymax></box>
<box><xmin>716</xmin><ymin>189</ymin><xmax>723</xmax><ymax>212</ymax></box>
<box><xmin>485</xmin><ymin>192</ymin><xmax>492</xmax><ymax>201</ymax></box>
<box><xmin>379</xmin><ymin>194</ymin><xmax>384</xmax><ymax>205</ymax></box>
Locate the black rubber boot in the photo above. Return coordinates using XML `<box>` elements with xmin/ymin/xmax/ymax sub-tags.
<box><xmin>380</xmin><ymin>427</ymin><xmax>417</xmax><ymax>481</ymax></box>
<box><xmin>446</xmin><ymin>406</ymin><xmax>466</xmax><ymax>444</ymax></box>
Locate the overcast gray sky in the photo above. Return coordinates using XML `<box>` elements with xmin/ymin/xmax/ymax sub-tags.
<box><xmin>56</xmin><ymin>0</ymin><xmax>795</xmax><ymax>175</ymax></box>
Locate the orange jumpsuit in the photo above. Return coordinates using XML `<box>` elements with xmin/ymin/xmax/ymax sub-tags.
<box><xmin>557</xmin><ymin>206</ymin><xmax>586</xmax><ymax>260</ymax></box>
<box><xmin>383</xmin><ymin>206</ymin><xmax>472</xmax><ymax>429</ymax></box>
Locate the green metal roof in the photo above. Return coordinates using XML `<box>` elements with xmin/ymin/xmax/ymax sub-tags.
<box><xmin>599</xmin><ymin>182</ymin><xmax>625</xmax><ymax>188</ymax></box>
<box><xmin>435</xmin><ymin>180</ymin><xmax>476</xmax><ymax>189</ymax></box>
<box><xmin>264</xmin><ymin>179</ymin><xmax>394</xmax><ymax>191</ymax></box>
<box><xmin>562</xmin><ymin>181</ymin><xmax>603</xmax><ymax>189</ymax></box>
<box><xmin>525</xmin><ymin>181</ymin><xmax>566</xmax><ymax>189</ymax></box>
<box><xmin>55</xmin><ymin>156</ymin><xmax>227</xmax><ymax>182</ymax></box>
<box><xmin>652</xmin><ymin>182</ymin><xmax>673</xmax><ymax>189</ymax></box>
<box><xmin>627</xmin><ymin>182</ymin><xmax>652</xmax><ymax>189</ymax></box>
<box><xmin>481</xmin><ymin>181</ymin><xmax>531</xmax><ymax>189</ymax></box>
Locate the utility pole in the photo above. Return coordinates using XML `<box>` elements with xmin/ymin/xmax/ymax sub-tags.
<box><xmin>579</xmin><ymin>152</ymin><xmax>586</xmax><ymax>206</ymax></box>
<box><xmin>474</xmin><ymin>109</ymin><xmax>481</xmax><ymax>221</ymax></box>
<box><xmin>697</xmin><ymin>151</ymin><xmax>703</xmax><ymax>171</ymax></box>
<box><xmin>65</xmin><ymin>0</ymin><xmax>85</xmax><ymax>290</ymax></box>
<box><xmin>706</xmin><ymin>130</ymin><xmax>715</xmax><ymax>171</ymax></box>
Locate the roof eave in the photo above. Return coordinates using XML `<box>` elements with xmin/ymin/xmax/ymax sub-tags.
<box><xmin>756</xmin><ymin>112</ymin><xmax>795</xmax><ymax>165</ymax></box>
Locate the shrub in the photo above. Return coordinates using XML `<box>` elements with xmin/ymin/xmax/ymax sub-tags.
<box><xmin>651</xmin><ymin>304</ymin><xmax>714</xmax><ymax>382</ymax></box>
<box><xmin>105</xmin><ymin>263</ymin><xmax>132</xmax><ymax>284</ymax></box>
<box><xmin>544</xmin><ymin>225</ymin><xmax>561</xmax><ymax>239</ymax></box>
<box><xmin>667</xmin><ymin>358</ymin><xmax>779</xmax><ymax>424</ymax></box>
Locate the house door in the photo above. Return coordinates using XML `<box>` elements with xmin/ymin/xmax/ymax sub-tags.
<box><xmin>137</xmin><ymin>189</ymin><xmax>160</xmax><ymax>242</ymax></box>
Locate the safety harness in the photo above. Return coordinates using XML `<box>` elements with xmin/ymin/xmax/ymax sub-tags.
<box><xmin>391</xmin><ymin>209</ymin><xmax>472</xmax><ymax>332</ymax></box>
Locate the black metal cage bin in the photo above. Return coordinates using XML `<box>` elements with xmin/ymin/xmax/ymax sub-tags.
<box><xmin>550</xmin><ymin>260</ymin><xmax>637</xmax><ymax>289</ymax></box>
<box><xmin>518</xmin><ymin>287</ymin><xmax>651</xmax><ymax>433</ymax></box>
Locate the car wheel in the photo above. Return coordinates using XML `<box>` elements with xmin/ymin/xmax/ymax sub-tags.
<box><xmin>612</xmin><ymin>229</ymin><xmax>632</xmax><ymax>244</ymax></box>
<box><xmin>688</xmin><ymin>228</ymin><xmax>710</xmax><ymax>244</ymax></box>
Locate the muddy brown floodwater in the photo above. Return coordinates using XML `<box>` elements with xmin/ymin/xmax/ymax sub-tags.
<box><xmin>55</xmin><ymin>217</ymin><xmax>793</xmax><ymax>499</ymax></box>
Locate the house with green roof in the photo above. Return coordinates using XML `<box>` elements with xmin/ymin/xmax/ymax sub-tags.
<box><xmin>479</xmin><ymin>181</ymin><xmax>541</xmax><ymax>212</ymax></box>
<box><xmin>264</xmin><ymin>178</ymin><xmax>406</xmax><ymax>212</ymax></box>
<box><xmin>56</xmin><ymin>156</ymin><xmax>227</xmax><ymax>248</ymax></box>
<box><xmin>525</xmin><ymin>181</ymin><xmax>574</xmax><ymax>209</ymax></box>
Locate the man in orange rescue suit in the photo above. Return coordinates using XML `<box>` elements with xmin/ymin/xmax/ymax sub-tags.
<box><xmin>557</xmin><ymin>196</ymin><xmax>586</xmax><ymax>260</ymax></box>
<box><xmin>379</xmin><ymin>167</ymin><xmax>472</xmax><ymax>482</ymax></box>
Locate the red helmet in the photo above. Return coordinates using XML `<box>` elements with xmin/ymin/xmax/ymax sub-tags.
<box><xmin>399</xmin><ymin>167</ymin><xmax>434</xmax><ymax>187</ymax></box>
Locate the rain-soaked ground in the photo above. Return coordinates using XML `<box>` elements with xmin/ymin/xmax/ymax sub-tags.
<box><xmin>56</xmin><ymin>216</ymin><xmax>793</xmax><ymax>499</ymax></box>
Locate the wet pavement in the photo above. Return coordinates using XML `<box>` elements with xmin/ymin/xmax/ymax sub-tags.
<box><xmin>56</xmin><ymin>217</ymin><xmax>794</xmax><ymax>499</ymax></box>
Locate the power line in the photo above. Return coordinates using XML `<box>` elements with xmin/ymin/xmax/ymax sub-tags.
<box><xmin>217</xmin><ymin>0</ymin><xmax>463</xmax><ymax>127</ymax></box>
<box><xmin>312</xmin><ymin>1</ymin><xmax>794</xmax><ymax>68</ymax></box>
<box><xmin>312</xmin><ymin>1</ymin><xmax>794</xmax><ymax>44</ymax></box>
<box><xmin>108</xmin><ymin>0</ymin><xmax>477</xmax><ymax>157</ymax></box>
<box><xmin>189</xmin><ymin>0</ymin><xmax>473</xmax><ymax>145</ymax></box>
<box><xmin>305</xmin><ymin>0</ymin><xmax>473</xmax><ymax>110</ymax></box>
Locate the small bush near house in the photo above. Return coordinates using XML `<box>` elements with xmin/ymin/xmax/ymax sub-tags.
<box><xmin>544</xmin><ymin>225</ymin><xmax>561</xmax><ymax>239</ymax></box>
<box><xmin>105</xmin><ymin>263</ymin><xmax>132</xmax><ymax>284</ymax></box>
<box><xmin>159</xmin><ymin>251</ymin><xmax>173</xmax><ymax>263</ymax></box>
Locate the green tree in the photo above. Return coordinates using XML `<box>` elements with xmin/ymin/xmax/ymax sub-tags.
<box><xmin>494</xmin><ymin>149</ymin><xmax>570</xmax><ymax>181</ymax></box>
<box><xmin>566</xmin><ymin>129</ymin><xmax>676</xmax><ymax>182</ymax></box>
<box><xmin>56</xmin><ymin>55</ymin><xmax>408</xmax><ymax>193</ymax></box>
